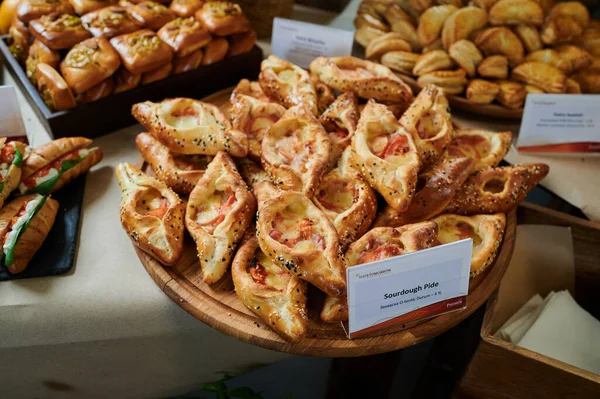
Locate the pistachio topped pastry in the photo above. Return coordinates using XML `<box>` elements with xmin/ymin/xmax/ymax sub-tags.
<box><xmin>29</xmin><ymin>13</ymin><xmax>92</xmax><ymax>50</ymax></box>
<box><xmin>81</xmin><ymin>6</ymin><xmax>142</xmax><ymax>39</ymax></box>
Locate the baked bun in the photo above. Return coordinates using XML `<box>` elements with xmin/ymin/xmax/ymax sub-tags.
<box><xmin>110</xmin><ymin>29</ymin><xmax>173</xmax><ymax>74</ymax></box>
<box><xmin>446</xmin><ymin>129</ymin><xmax>512</xmax><ymax>171</ymax></box>
<box><xmin>227</xmin><ymin>29</ymin><xmax>256</xmax><ymax>57</ymax></box>
<box><xmin>132</xmin><ymin>97</ymin><xmax>248</xmax><ymax>157</ymax></box>
<box><xmin>25</xmin><ymin>40</ymin><xmax>60</xmax><ymax>85</ymax></box>
<box><xmin>319</xmin><ymin>91</ymin><xmax>359</xmax><ymax>170</ymax></box>
<box><xmin>16</xmin><ymin>0</ymin><xmax>73</xmax><ymax>24</ymax></box>
<box><xmin>8</xmin><ymin>18</ymin><xmax>31</xmax><ymax>64</ymax></box>
<box><xmin>29</xmin><ymin>13</ymin><xmax>92</xmax><ymax>50</ymax></box>
<box><xmin>127</xmin><ymin>1</ymin><xmax>175</xmax><ymax>30</ymax></box>
<box><xmin>60</xmin><ymin>37</ymin><xmax>121</xmax><ymax>94</ymax></box>
<box><xmin>200</xmin><ymin>37</ymin><xmax>228</xmax><ymax>65</ymax></box>
<box><xmin>195</xmin><ymin>1</ymin><xmax>249</xmax><ymax>36</ymax></box>
<box><xmin>169</xmin><ymin>0</ymin><xmax>204</xmax><ymax>17</ymax></box>
<box><xmin>76</xmin><ymin>77</ymin><xmax>114</xmax><ymax>104</ymax></box>
<box><xmin>116</xmin><ymin>162</ymin><xmax>185</xmax><ymax>266</ymax></box>
<box><xmin>68</xmin><ymin>0</ymin><xmax>118</xmax><ymax>15</ymax></box>
<box><xmin>140</xmin><ymin>61</ymin><xmax>171</xmax><ymax>84</ymax></box>
<box><xmin>35</xmin><ymin>63</ymin><xmax>77</xmax><ymax>111</ymax></box>
<box><xmin>157</xmin><ymin>16</ymin><xmax>211</xmax><ymax>57</ymax></box>
<box><xmin>113</xmin><ymin>67</ymin><xmax>141</xmax><ymax>93</ymax></box>
<box><xmin>81</xmin><ymin>6</ymin><xmax>142</xmax><ymax>39</ymax></box>
<box><xmin>172</xmin><ymin>48</ymin><xmax>203</xmax><ymax>74</ymax></box>
<box><xmin>185</xmin><ymin>152</ymin><xmax>256</xmax><ymax>284</ymax></box>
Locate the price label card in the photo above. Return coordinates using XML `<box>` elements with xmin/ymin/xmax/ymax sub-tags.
<box><xmin>518</xmin><ymin>94</ymin><xmax>600</xmax><ymax>154</ymax></box>
<box><xmin>346</xmin><ymin>240</ymin><xmax>472</xmax><ymax>338</ymax></box>
<box><xmin>271</xmin><ymin>18</ymin><xmax>354</xmax><ymax>69</ymax></box>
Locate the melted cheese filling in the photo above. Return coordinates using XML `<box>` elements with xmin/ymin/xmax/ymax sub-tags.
<box><xmin>416</xmin><ymin>112</ymin><xmax>443</xmax><ymax>140</ymax></box>
<box><xmin>165</xmin><ymin>104</ymin><xmax>218</xmax><ymax>129</ymax></box>
<box><xmin>245</xmin><ymin>114</ymin><xmax>278</xmax><ymax>137</ymax></box>
<box><xmin>447</xmin><ymin>135</ymin><xmax>491</xmax><ymax>160</ymax></box>
<box><xmin>135</xmin><ymin>188</ymin><xmax>169</xmax><ymax>219</ymax></box>
<box><xmin>369</xmin><ymin>132</ymin><xmax>410</xmax><ymax>160</ymax></box>
<box><xmin>250</xmin><ymin>250</ymin><xmax>290</xmax><ymax>290</ymax></box>
<box><xmin>172</xmin><ymin>154</ymin><xmax>211</xmax><ymax>171</ymax></box>
<box><xmin>269</xmin><ymin>204</ymin><xmax>326</xmax><ymax>251</ymax></box>
<box><xmin>3</xmin><ymin>195</ymin><xmax>44</xmax><ymax>256</ymax></box>
<box><xmin>195</xmin><ymin>189</ymin><xmax>236</xmax><ymax>234</ymax></box>
<box><xmin>274</xmin><ymin>127</ymin><xmax>315</xmax><ymax>173</ymax></box>
<box><xmin>277</xmin><ymin>69</ymin><xmax>300</xmax><ymax>85</ymax></box>
<box><xmin>439</xmin><ymin>222</ymin><xmax>482</xmax><ymax>248</ymax></box>
<box><xmin>317</xmin><ymin>178</ymin><xmax>356</xmax><ymax>214</ymax></box>
<box><xmin>358</xmin><ymin>240</ymin><xmax>404</xmax><ymax>265</ymax></box>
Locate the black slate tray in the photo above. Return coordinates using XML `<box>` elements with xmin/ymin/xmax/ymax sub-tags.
<box><xmin>0</xmin><ymin>174</ymin><xmax>85</xmax><ymax>280</ymax></box>
<box><xmin>0</xmin><ymin>36</ymin><xmax>263</xmax><ymax>139</ymax></box>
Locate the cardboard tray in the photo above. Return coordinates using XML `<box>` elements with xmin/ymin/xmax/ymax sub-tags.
<box><xmin>0</xmin><ymin>36</ymin><xmax>263</xmax><ymax>139</ymax></box>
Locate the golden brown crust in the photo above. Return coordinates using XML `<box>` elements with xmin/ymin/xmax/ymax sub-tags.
<box><xmin>571</xmin><ymin>66</ymin><xmax>600</xmax><ymax>93</ymax></box>
<box><xmin>542</xmin><ymin>2</ymin><xmax>590</xmax><ymax>45</ymax></box>
<box><xmin>433</xmin><ymin>213</ymin><xmax>506</xmax><ymax>277</ymax></box>
<box><xmin>310</xmin><ymin>56</ymin><xmax>413</xmax><ymax>104</ymax></box>
<box><xmin>16</xmin><ymin>0</ymin><xmax>73</xmax><ymax>24</ymax></box>
<box><xmin>354</xmin><ymin>6</ymin><xmax>389</xmax><ymax>32</ymax></box>
<box><xmin>380</xmin><ymin>51</ymin><xmax>418</xmax><ymax>75</ymax></box>
<box><xmin>477</xmin><ymin>55</ymin><xmax>509</xmax><ymax>79</ymax></box>
<box><xmin>35</xmin><ymin>63</ymin><xmax>77</xmax><ymax>111</ymax></box>
<box><xmin>511</xmin><ymin>61</ymin><xmax>567</xmax><ymax>93</ymax></box>
<box><xmin>227</xmin><ymin>29</ymin><xmax>256</xmax><ymax>57</ymax></box>
<box><xmin>236</xmin><ymin>157</ymin><xmax>271</xmax><ymax>191</ymax></box>
<box><xmin>417</xmin><ymin>4</ymin><xmax>458</xmax><ymax>47</ymax></box>
<box><xmin>448</xmin><ymin>40</ymin><xmax>483</xmax><ymax>77</ymax></box>
<box><xmin>465</xmin><ymin>79</ymin><xmax>500</xmax><ymax>104</ymax></box>
<box><xmin>387</xmin><ymin>19</ymin><xmax>420</xmax><ymax>52</ymax></box>
<box><xmin>445</xmin><ymin>163</ymin><xmax>549</xmax><ymax>215</ymax></box>
<box><xmin>76</xmin><ymin>76</ymin><xmax>114</xmax><ymax>104</ymax></box>
<box><xmin>351</xmin><ymin>101</ymin><xmax>420</xmax><ymax>212</ymax></box>
<box><xmin>489</xmin><ymin>0</ymin><xmax>543</xmax><ymax>26</ymax></box>
<box><xmin>157</xmin><ymin>17</ymin><xmax>211</xmax><ymax>57</ymax></box>
<box><xmin>185</xmin><ymin>152</ymin><xmax>255</xmax><ymax>284</ymax></box>
<box><xmin>26</xmin><ymin>40</ymin><xmax>60</xmax><ymax>85</ymax></box>
<box><xmin>496</xmin><ymin>79</ymin><xmax>526</xmax><ymax>108</ymax></box>
<box><xmin>140</xmin><ymin>61</ymin><xmax>171</xmax><ymax>84</ymax></box>
<box><xmin>110</xmin><ymin>29</ymin><xmax>173</xmax><ymax>74</ymax></box>
<box><xmin>525</xmin><ymin>49</ymin><xmax>572</xmax><ymax>74</ymax></box>
<box><xmin>127</xmin><ymin>1</ymin><xmax>175</xmax><ymax>31</ymax></box>
<box><xmin>417</xmin><ymin>69</ymin><xmax>467</xmax><ymax>95</ymax></box>
<box><xmin>169</xmin><ymin>0</ymin><xmax>204</xmax><ymax>18</ymax></box>
<box><xmin>231</xmin><ymin>229</ymin><xmax>308</xmax><ymax>342</ymax></box>
<box><xmin>412</xmin><ymin>50</ymin><xmax>454</xmax><ymax>76</ymax></box>
<box><xmin>8</xmin><ymin>18</ymin><xmax>31</xmax><ymax>64</ymax></box>
<box><xmin>441</xmin><ymin>6</ymin><xmax>487</xmax><ymax>49</ymax></box>
<box><xmin>319</xmin><ymin>91</ymin><xmax>359</xmax><ymax>170</ymax></box>
<box><xmin>116</xmin><ymin>162</ymin><xmax>185</xmax><ymax>266</ymax></box>
<box><xmin>365</xmin><ymin>32</ymin><xmax>412</xmax><ymax>61</ymax></box>
<box><xmin>565</xmin><ymin>78</ymin><xmax>582</xmax><ymax>94</ymax></box>
<box><xmin>475</xmin><ymin>27</ymin><xmax>525</xmax><ymax>66</ymax></box>
<box><xmin>260</xmin><ymin>55</ymin><xmax>318</xmax><ymax>115</ymax></box>
<box><xmin>132</xmin><ymin>98</ymin><xmax>248</xmax><ymax>157</ymax></box>
<box><xmin>254</xmin><ymin>181</ymin><xmax>347</xmax><ymax>297</ymax></box>
<box><xmin>554</xmin><ymin>44</ymin><xmax>592</xmax><ymax>73</ymax></box>
<box><xmin>29</xmin><ymin>13</ymin><xmax>92</xmax><ymax>50</ymax></box>
<box><xmin>200</xmin><ymin>37</ymin><xmax>228</xmax><ymax>65</ymax></box>
<box><xmin>354</xmin><ymin>25</ymin><xmax>387</xmax><ymax>48</ymax></box>
<box><xmin>60</xmin><ymin>37</ymin><xmax>121</xmax><ymax>94</ymax></box>
<box><xmin>113</xmin><ymin>67</ymin><xmax>141</xmax><ymax>92</ymax></box>
<box><xmin>232</xmin><ymin>79</ymin><xmax>271</xmax><ymax>102</ymax></box>
<box><xmin>0</xmin><ymin>195</ymin><xmax>59</xmax><ymax>274</ymax></box>
<box><xmin>310</xmin><ymin>74</ymin><xmax>335</xmax><ymax>115</ymax></box>
<box><xmin>172</xmin><ymin>48</ymin><xmax>203</xmax><ymax>74</ymax></box>
<box><xmin>68</xmin><ymin>0</ymin><xmax>118</xmax><ymax>15</ymax></box>
<box><xmin>81</xmin><ymin>6</ymin><xmax>142</xmax><ymax>39</ymax></box>
<box><xmin>445</xmin><ymin>129</ymin><xmax>512</xmax><ymax>171</ymax></box>
<box><xmin>195</xmin><ymin>1</ymin><xmax>249</xmax><ymax>36</ymax></box>
<box><xmin>513</xmin><ymin>24</ymin><xmax>543</xmax><ymax>53</ymax></box>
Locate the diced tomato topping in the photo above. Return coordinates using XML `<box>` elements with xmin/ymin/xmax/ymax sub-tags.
<box><xmin>249</xmin><ymin>263</ymin><xmax>267</xmax><ymax>284</ymax></box>
<box><xmin>22</xmin><ymin>149</ymin><xmax>85</xmax><ymax>188</ymax></box>
<box><xmin>311</xmin><ymin>233</ymin><xmax>325</xmax><ymax>250</ymax></box>
<box><xmin>146</xmin><ymin>197</ymin><xmax>169</xmax><ymax>219</ymax></box>
<box><xmin>359</xmin><ymin>244</ymin><xmax>403</xmax><ymax>264</ymax></box>
<box><xmin>269</xmin><ymin>229</ymin><xmax>283</xmax><ymax>240</ymax></box>
<box><xmin>172</xmin><ymin>106</ymin><xmax>197</xmax><ymax>118</ymax></box>
<box><xmin>271</xmin><ymin>216</ymin><xmax>325</xmax><ymax>250</ymax></box>
<box><xmin>455</xmin><ymin>222</ymin><xmax>472</xmax><ymax>240</ymax></box>
<box><xmin>373</xmin><ymin>134</ymin><xmax>410</xmax><ymax>159</ymax></box>
<box><xmin>2</xmin><ymin>200</ymin><xmax>30</xmax><ymax>245</ymax></box>
<box><xmin>0</xmin><ymin>145</ymin><xmax>15</xmax><ymax>164</ymax></box>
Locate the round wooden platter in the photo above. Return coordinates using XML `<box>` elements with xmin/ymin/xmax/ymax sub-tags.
<box><xmin>133</xmin><ymin>88</ymin><xmax>518</xmax><ymax>357</ymax></box>
<box><xmin>397</xmin><ymin>74</ymin><xmax>524</xmax><ymax>120</ymax></box>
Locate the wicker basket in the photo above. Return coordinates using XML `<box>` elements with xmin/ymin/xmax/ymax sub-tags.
<box><xmin>236</xmin><ymin>0</ymin><xmax>294</xmax><ymax>38</ymax></box>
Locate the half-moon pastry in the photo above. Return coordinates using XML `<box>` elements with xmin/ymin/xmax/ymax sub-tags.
<box><xmin>310</xmin><ymin>74</ymin><xmax>335</xmax><ymax>115</ymax></box>
<box><xmin>547</xmin><ymin>2</ymin><xmax>590</xmax><ymax>28</ymax></box>
<box><xmin>477</xmin><ymin>55</ymin><xmax>508</xmax><ymax>79</ymax></box>
<box><xmin>417</xmin><ymin>4</ymin><xmax>458</xmax><ymax>47</ymax></box>
<box><xmin>29</xmin><ymin>13</ymin><xmax>92</xmax><ymax>50</ymax></box>
<box><xmin>228</xmin><ymin>90</ymin><xmax>286</xmax><ymax>161</ymax></box>
<box><xmin>321</xmin><ymin>221</ymin><xmax>439</xmax><ymax>322</ymax></box>
<box><xmin>185</xmin><ymin>151</ymin><xmax>256</xmax><ymax>284</ymax></box>
<box><xmin>554</xmin><ymin>44</ymin><xmax>592</xmax><ymax>73</ymax></box>
<box><xmin>157</xmin><ymin>16</ymin><xmax>211</xmax><ymax>57</ymax></box>
<box><xmin>475</xmin><ymin>27</ymin><xmax>525</xmax><ymax>66</ymax></box>
<box><xmin>81</xmin><ymin>6</ymin><xmax>141</xmax><ymax>39</ymax></box>
<box><xmin>314</xmin><ymin>148</ymin><xmax>377</xmax><ymax>248</ymax></box>
<box><xmin>0</xmin><ymin>139</ymin><xmax>28</xmax><ymax>209</ymax></box>
<box><xmin>354</xmin><ymin>25</ymin><xmax>387</xmax><ymax>48</ymax></box>
<box><xmin>495</xmin><ymin>80</ymin><xmax>526</xmax><ymax>108</ymax></box>
<box><xmin>571</xmin><ymin>68</ymin><xmax>600</xmax><ymax>93</ymax></box>
<box><xmin>116</xmin><ymin>162</ymin><xmax>185</xmax><ymax>266</ymax></box>
<box><xmin>310</xmin><ymin>56</ymin><xmax>413</xmax><ymax>104</ymax></box>
<box><xmin>412</xmin><ymin>50</ymin><xmax>454</xmax><ymax>76</ymax></box>
<box><xmin>441</xmin><ymin>6</ymin><xmax>487</xmax><ymax>49</ymax></box>
<box><xmin>513</xmin><ymin>24</ymin><xmax>543</xmax><ymax>53</ymax></box>
<box><xmin>135</xmin><ymin>132</ymin><xmax>211</xmax><ymax>193</ymax></box>
<box><xmin>525</xmin><ymin>49</ymin><xmax>572</xmax><ymax>74</ymax></box>
<box><xmin>195</xmin><ymin>1</ymin><xmax>249</xmax><ymax>36</ymax></box>
<box><xmin>355</xmin><ymin>5</ymin><xmax>389</xmax><ymax>32</ymax></box>
<box><xmin>132</xmin><ymin>98</ymin><xmax>248</xmax><ymax>157</ymax></box>
<box><xmin>261</xmin><ymin>105</ymin><xmax>329</xmax><ymax>198</ymax></box>
<box><xmin>254</xmin><ymin>181</ymin><xmax>346</xmax><ymax>297</ymax></box>
<box><xmin>35</xmin><ymin>63</ymin><xmax>77</xmax><ymax>111</ymax></box>
<box><xmin>565</xmin><ymin>78</ymin><xmax>582</xmax><ymax>93</ymax></box>
<box><xmin>488</xmin><ymin>0</ymin><xmax>543</xmax><ymax>26</ymax></box>
<box><xmin>433</xmin><ymin>213</ymin><xmax>506</xmax><ymax>276</ymax></box>
<box><xmin>365</xmin><ymin>32</ymin><xmax>412</xmax><ymax>61</ymax></box>
<box><xmin>319</xmin><ymin>91</ymin><xmax>359</xmax><ymax>170</ymax></box>
<box><xmin>445</xmin><ymin>163</ymin><xmax>550</xmax><ymax>215</ymax></box>
<box><xmin>472</xmin><ymin>0</ymin><xmax>500</xmax><ymax>10</ymax></box>
<box><xmin>465</xmin><ymin>79</ymin><xmax>500</xmax><ymax>104</ymax></box>
<box><xmin>383</xmin><ymin>3</ymin><xmax>414</xmax><ymax>27</ymax></box>
<box><xmin>511</xmin><ymin>61</ymin><xmax>567</xmax><ymax>93</ymax></box>
<box><xmin>417</xmin><ymin>69</ymin><xmax>467</xmax><ymax>95</ymax></box>
<box><xmin>446</xmin><ymin>129</ymin><xmax>512</xmax><ymax>171</ymax></box>
<box><xmin>542</xmin><ymin>1</ymin><xmax>590</xmax><ymax>45</ymax></box>
<box><xmin>388</xmin><ymin>19</ymin><xmax>420</xmax><ymax>52</ymax></box>
<box><xmin>232</xmin><ymin>229</ymin><xmax>308</xmax><ymax>342</ymax></box>
<box><xmin>525</xmin><ymin>84</ymin><xmax>545</xmax><ymax>94</ymax></box>
<box><xmin>448</xmin><ymin>40</ymin><xmax>483</xmax><ymax>77</ymax></box>
<box><xmin>351</xmin><ymin>100</ymin><xmax>420</xmax><ymax>212</ymax></box>
<box><xmin>372</xmin><ymin>157</ymin><xmax>473</xmax><ymax>229</ymax></box>
<box><xmin>380</xmin><ymin>50</ymin><xmax>419</xmax><ymax>75</ymax></box>
<box><xmin>127</xmin><ymin>1</ymin><xmax>175</xmax><ymax>31</ymax></box>
<box><xmin>399</xmin><ymin>84</ymin><xmax>453</xmax><ymax>166</ymax></box>
<box><xmin>259</xmin><ymin>55</ymin><xmax>318</xmax><ymax>115</ymax></box>
<box><xmin>110</xmin><ymin>29</ymin><xmax>173</xmax><ymax>74</ymax></box>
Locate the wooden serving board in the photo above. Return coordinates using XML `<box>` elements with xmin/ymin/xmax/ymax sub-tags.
<box><xmin>133</xmin><ymin>88</ymin><xmax>518</xmax><ymax>357</ymax></box>
<box><xmin>397</xmin><ymin>74</ymin><xmax>524</xmax><ymax>121</ymax></box>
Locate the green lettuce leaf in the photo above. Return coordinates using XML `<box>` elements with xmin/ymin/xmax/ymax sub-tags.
<box><xmin>4</xmin><ymin>195</ymin><xmax>47</xmax><ymax>266</ymax></box>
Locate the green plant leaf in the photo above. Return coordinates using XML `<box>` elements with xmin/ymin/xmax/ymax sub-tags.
<box><xmin>228</xmin><ymin>387</ymin><xmax>263</xmax><ymax>399</ymax></box>
<box><xmin>12</xmin><ymin>146</ymin><xmax>22</xmax><ymax>168</ymax></box>
<box><xmin>25</xmin><ymin>156</ymin><xmax>86</xmax><ymax>195</ymax></box>
<box><xmin>0</xmin><ymin>181</ymin><xmax>4</xmax><ymax>193</ymax></box>
<box><xmin>4</xmin><ymin>195</ymin><xmax>47</xmax><ymax>266</ymax></box>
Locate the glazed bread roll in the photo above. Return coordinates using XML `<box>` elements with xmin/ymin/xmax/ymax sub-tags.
<box><xmin>195</xmin><ymin>1</ymin><xmax>249</xmax><ymax>36</ymax></box>
<box><xmin>35</xmin><ymin>63</ymin><xmax>77</xmax><ymax>111</ymax></box>
<box><xmin>81</xmin><ymin>6</ymin><xmax>142</xmax><ymax>39</ymax></box>
<box><xmin>110</xmin><ymin>29</ymin><xmax>173</xmax><ymax>74</ymax></box>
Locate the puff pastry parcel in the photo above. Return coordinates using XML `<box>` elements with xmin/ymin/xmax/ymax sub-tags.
<box><xmin>351</xmin><ymin>101</ymin><xmax>420</xmax><ymax>212</ymax></box>
<box><xmin>232</xmin><ymin>229</ymin><xmax>308</xmax><ymax>342</ymax></box>
<box><xmin>132</xmin><ymin>98</ymin><xmax>248</xmax><ymax>157</ymax></box>
<box><xmin>0</xmin><ymin>139</ymin><xmax>28</xmax><ymax>209</ymax></box>
<box><xmin>417</xmin><ymin>69</ymin><xmax>467</xmax><ymax>95</ymax></box>
<box><xmin>446</xmin><ymin>129</ymin><xmax>512</xmax><ymax>171</ymax></box>
<box><xmin>441</xmin><ymin>6</ymin><xmax>487</xmax><ymax>49</ymax></box>
<box><xmin>488</xmin><ymin>0</ymin><xmax>543</xmax><ymax>26</ymax></box>
<box><xmin>496</xmin><ymin>80</ymin><xmax>526</xmax><ymax>109</ymax></box>
<box><xmin>412</xmin><ymin>50</ymin><xmax>454</xmax><ymax>76</ymax></box>
<box><xmin>169</xmin><ymin>0</ymin><xmax>204</xmax><ymax>18</ymax></box>
<box><xmin>475</xmin><ymin>27</ymin><xmax>525</xmax><ymax>66</ymax></box>
<box><xmin>128</xmin><ymin>1</ymin><xmax>175</xmax><ymax>30</ymax></box>
<box><xmin>477</xmin><ymin>55</ymin><xmax>508</xmax><ymax>79</ymax></box>
<box><xmin>445</xmin><ymin>163</ymin><xmax>550</xmax><ymax>215</ymax></box>
<box><xmin>365</xmin><ymin>32</ymin><xmax>412</xmax><ymax>61</ymax></box>
<box><xmin>417</xmin><ymin>4</ymin><xmax>459</xmax><ymax>47</ymax></box>
<box><xmin>195</xmin><ymin>1</ymin><xmax>249</xmax><ymax>36</ymax></box>
<box><xmin>81</xmin><ymin>6</ymin><xmax>142</xmax><ymax>39</ymax></box>
<box><xmin>116</xmin><ymin>163</ymin><xmax>185</xmax><ymax>266</ymax></box>
<box><xmin>465</xmin><ymin>79</ymin><xmax>500</xmax><ymax>105</ymax></box>
<box><xmin>319</xmin><ymin>91</ymin><xmax>359</xmax><ymax>170</ymax></box>
<box><xmin>254</xmin><ymin>181</ymin><xmax>346</xmax><ymax>297</ymax></box>
<box><xmin>26</xmin><ymin>40</ymin><xmax>60</xmax><ymax>85</ymax></box>
<box><xmin>185</xmin><ymin>152</ymin><xmax>256</xmax><ymax>284</ymax></box>
<box><xmin>448</xmin><ymin>40</ymin><xmax>483</xmax><ymax>77</ymax></box>
<box><xmin>511</xmin><ymin>61</ymin><xmax>567</xmax><ymax>93</ymax></box>
<box><xmin>0</xmin><ymin>194</ymin><xmax>58</xmax><ymax>274</ymax></box>
<box><xmin>110</xmin><ymin>29</ymin><xmax>173</xmax><ymax>74</ymax></box>
<box><xmin>261</xmin><ymin>105</ymin><xmax>329</xmax><ymax>198</ymax></box>
<box><xmin>29</xmin><ymin>13</ymin><xmax>92</xmax><ymax>50</ymax></box>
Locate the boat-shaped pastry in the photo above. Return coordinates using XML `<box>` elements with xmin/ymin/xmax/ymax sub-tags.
<box><xmin>318</xmin><ymin>91</ymin><xmax>359</xmax><ymax>170</ymax></box>
<box><xmin>445</xmin><ymin>129</ymin><xmax>512</xmax><ymax>171</ymax></box>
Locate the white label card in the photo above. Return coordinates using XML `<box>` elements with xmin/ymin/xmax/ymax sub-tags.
<box><xmin>271</xmin><ymin>18</ymin><xmax>354</xmax><ymax>69</ymax></box>
<box><xmin>518</xmin><ymin>94</ymin><xmax>600</xmax><ymax>154</ymax></box>
<box><xmin>0</xmin><ymin>86</ymin><xmax>27</xmax><ymax>141</ymax></box>
<box><xmin>347</xmin><ymin>240</ymin><xmax>472</xmax><ymax>337</ymax></box>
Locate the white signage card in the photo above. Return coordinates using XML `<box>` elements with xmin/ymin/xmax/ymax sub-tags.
<box><xmin>271</xmin><ymin>18</ymin><xmax>354</xmax><ymax>68</ymax></box>
<box><xmin>0</xmin><ymin>86</ymin><xmax>27</xmax><ymax>141</ymax></box>
<box><xmin>347</xmin><ymin>240</ymin><xmax>472</xmax><ymax>337</ymax></box>
<box><xmin>518</xmin><ymin>94</ymin><xmax>600</xmax><ymax>153</ymax></box>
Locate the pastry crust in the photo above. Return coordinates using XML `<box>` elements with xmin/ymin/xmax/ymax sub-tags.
<box><xmin>448</xmin><ymin>40</ymin><xmax>483</xmax><ymax>77</ymax></box>
<box><xmin>496</xmin><ymin>80</ymin><xmax>525</xmax><ymax>108</ymax></box>
<box><xmin>542</xmin><ymin>1</ymin><xmax>590</xmax><ymax>45</ymax></box>
<box><xmin>383</xmin><ymin>3</ymin><xmax>413</xmax><ymax>27</ymax></box>
<box><xmin>132</xmin><ymin>98</ymin><xmax>248</xmax><ymax>157</ymax></box>
<box><xmin>354</xmin><ymin>25</ymin><xmax>387</xmax><ymax>48</ymax></box>
<box><xmin>525</xmin><ymin>49</ymin><xmax>572</xmax><ymax>74</ymax></box>
<box><xmin>76</xmin><ymin>76</ymin><xmax>114</xmax><ymax>104</ymax></box>
<box><xmin>525</xmin><ymin>84</ymin><xmax>545</xmax><ymax>94</ymax></box>
<box><xmin>321</xmin><ymin>221</ymin><xmax>439</xmax><ymax>322</ymax></box>
<box><xmin>433</xmin><ymin>213</ymin><xmax>506</xmax><ymax>277</ymax></box>
<box><xmin>372</xmin><ymin>158</ymin><xmax>473</xmax><ymax>228</ymax></box>
<box><xmin>477</xmin><ymin>55</ymin><xmax>508</xmax><ymax>79</ymax></box>
<box><xmin>195</xmin><ymin>1</ymin><xmax>249</xmax><ymax>36</ymax></box>
<box><xmin>261</xmin><ymin>105</ymin><xmax>329</xmax><ymax>198</ymax></box>
<box><xmin>110</xmin><ymin>29</ymin><xmax>173</xmax><ymax>74</ymax></box>
<box><xmin>488</xmin><ymin>0</ymin><xmax>543</xmax><ymax>26</ymax></box>
<box><xmin>228</xmin><ymin>90</ymin><xmax>286</xmax><ymax>161</ymax></box>
<box><xmin>380</xmin><ymin>50</ymin><xmax>419</xmax><ymax>75</ymax></box>
<box><xmin>412</xmin><ymin>50</ymin><xmax>454</xmax><ymax>76</ymax></box>
<box><xmin>554</xmin><ymin>44</ymin><xmax>592</xmax><ymax>73</ymax></box>
<box><xmin>201</xmin><ymin>37</ymin><xmax>228</xmax><ymax>65</ymax></box>
<box><xmin>157</xmin><ymin>17</ymin><xmax>211</xmax><ymax>57</ymax></box>
<box><xmin>571</xmin><ymin>68</ymin><xmax>600</xmax><ymax>93</ymax></box>
<box><xmin>475</xmin><ymin>27</ymin><xmax>525</xmax><ymax>66</ymax></box>
<box><xmin>445</xmin><ymin>163</ymin><xmax>549</xmax><ymax>215</ymax></box>
<box><xmin>127</xmin><ymin>1</ymin><xmax>175</xmax><ymax>31</ymax></box>
<box><xmin>172</xmin><ymin>48</ymin><xmax>202</xmax><ymax>74</ymax></box>
<box><xmin>60</xmin><ymin>37</ymin><xmax>121</xmax><ymax>94</ymax></box>
<box><xmin>0</xmin><ymin>140</ymin><xmax>28</xmax><ymax>209</ymax></box>
<box><xmin>417</xmin><ymin>4</ymin><xmax>458</xmax><ymax>47</ymax></box>
<box><xmin>8</xmin><ymin>18</ymin><xmax>31</xmax><ymax>64</ymax></box>
<box><xmin>513</xmin><ymin>24</ymin><xmax>543</xmax><ymax>53</ymax></box>
<box><xmin>68</xmin><ymin>0</ymin><xmax>118</xmax><ymax>15</ymax></box>
<box><xmin>29</xmin><ymin>13</ymin><xmax>91</xmax><ymax>50</ymax></box>
<box><xmin>26</xmin><ymin>40</ymin><xmax>60</xmax><ymax>85</ymax></box>
<box><xmin>135</xmin><ymin>132</ymin><xmax>210</xmax><ymax>193</ymax></box>
<box><xmin>400</xmin><ymin>84</ymin><xmax>453</xmax><ymax>166</ymax></box>
<box><xmin>365</xmin><ymin>32</ymin><xmax>412</xmax><ymax>61</ymax></box>
<box><xmin>254</xmin><ymin>181</ymin><xmax>346</xmax><ymax>297</ymax></box>
<box><xmin>314</xmin><ymin>148</ymin><xmax>377</xmax><ymax>248</ymax></box>
<box><xmin>465</xmin><ymin>79</ymin><xmax>500</xmax><ymax>104</ymax></box>
<box><xmin>565</xmin><ymin>78</ymin><xmax>582</xmax><ymax>94</ymax></box>
<box><xmin>140</xmin><ymin>61</ymin><xmax>172</xmax><ymax>84</ymax></box>
<box><xmin>417</xmin><ymin>69</ymin><xmax>467</xmax><ymax>95</ymax></box>
<box><xmin>227</xmin><ymin>29</ymin><xmax>256</xmax><ymax>57</ymax></box>
<box><xmin>169</xmin><ymin>0</ymin><xmax>204</xmax><ymax>18</ymax></box>
<box><xmin>351</xmin><ymin>101</ymin><xmax>420</xmax><ymax>212</ymax></box>
<box><xmin>260</xmin><ymin>55</ymin><xmax>318</xmax><ymax>115</ymax></box>
<box><xmin>185</xmin><ymin>152</ymin><xmax>255</xmax><ymax>284</ymax></box>
<box><xmin>236</xmin><ymin>157</ymin><xmax>271</xmax><ymax>192</ymax></box>
<box><xmin>35</xmin><ymin>63</ymin><xmax>77</xmax><ymax>111</ymax></box>
<box><xmin>441</xmin><ymin>6</ymin><xmax>487</xmax><ymax>50</ymax></box>
<box><xmin>114</xmin><ymin>67</ymin><xmax>141</xmax><ymax>93</ymax></box>
<box><xmin>319</xmin><ymin>91</ymin><xmax>359</xmax><ymax>170</ymax></box>
<box><xmin>511</xmin><ymin>61</ymin><xmax>567</xmax><ymax>93</ymax></box>
<box><xmin>310</xmin><ymin>56</ymin><xmax>413</xmax><ymax>104</ymax></box>
<box><xmin>81</xmin><ymin>6</ymin><xmax>141</xmax><ymax>39</ymax></box>
<box><xmin>232</xmin><ymin>229</ymin><xmax>308</xmax><ymax>342</ymax></box>
<box><xmin>446</xmin><ymin>129</ymin><xmax>512</xmax><ymax>171</ymax></box>
<box><xmin>355</xmin><ymin>7</ymin><xmax>389</xmax><ymax>32</ymax></box>
<box><xmin>116</xmin><ymin>162</ymin><xmax>185</xmax><ymax>266</ymax></box>
<box><xmin>310</xmin><ymin>74</ymin><xmax>335</xmax><ymax>115</ymax></box>
<box><xmin>16</xmin><ymin>0</ymin><xmax>73</xmax><ymax>24</ymax></box>
<box><xmin>0</xmin><ymin>195</ymin><xmax>59</xmax><ymax>274</ymax></box>
<box><xmin>388</xmin><ymin>19</ymin><xmax>420</xmax><ymax>52</ymax></box>
<box><xmin>232</xmin><ymin>79</ymin><xmax>271</xmax><ymax>103</ymax></box>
